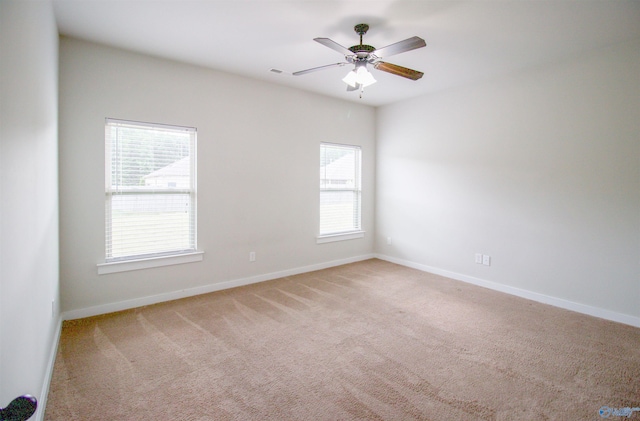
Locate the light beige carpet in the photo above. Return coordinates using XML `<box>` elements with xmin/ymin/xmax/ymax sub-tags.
<box><xmin>45</xmin><ymin>259</ymin><xmax>640</xmax><ymax>420</ymax></box>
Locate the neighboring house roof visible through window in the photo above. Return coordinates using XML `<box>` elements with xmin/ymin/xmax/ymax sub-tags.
<box><xmin>321</xmin><ymin>154</ymin><xmax>357</xmax><ymax>187</ymax></box>
<box><xmin>144</xmin><ymin>156</ymin><xmax>191</xmax><ymax>188</ymax></box>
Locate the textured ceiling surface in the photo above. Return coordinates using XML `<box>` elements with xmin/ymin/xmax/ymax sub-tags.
<box><xmin>53</xmin><ymin>0</ymin><xmax>640</xmax><ymax>106</ymax></box>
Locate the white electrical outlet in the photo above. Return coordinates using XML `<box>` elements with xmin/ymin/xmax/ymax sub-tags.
<box><xmin>387</xmin><ymin>237</ymin><xmax>392</xmax><ymax>246</ymax></box>
<box><xmin>249</xmin><ymin>252</ymin><xmax>256</xmax><ymax>262</ymax></box>
<box><xmin>482</xmin><ymin>255</ymin><xmax>491</xmax><ymax>266</ymax></box>
<box><xmin>475</xmin><ymin>253</ymin><xmax>483</xmax><ymax>264</ymax></box>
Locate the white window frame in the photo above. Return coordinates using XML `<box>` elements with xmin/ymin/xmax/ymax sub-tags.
<box><xmin>98</xmin><ymin>118</ymin><xmax>202</xmax><ymax>274</ymax></box>
<box><xmin>317</xmin><ymin>142</ymin><xmax>364</xmax><ymax>244</ymax></box>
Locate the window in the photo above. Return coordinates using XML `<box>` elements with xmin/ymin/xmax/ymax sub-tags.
<box><xmin>319</xmin><ymin>143</ymin><xmax>363</xmax><ymax>242</ymax></box>
<box><xmin>104</xmin><ymin>118</ymin><xmax>197</xmax><ymax>263</ymax></box>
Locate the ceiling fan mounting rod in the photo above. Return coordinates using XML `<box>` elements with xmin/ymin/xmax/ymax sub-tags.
<box><xmin>349</xmin><ymin>24</ymin><xmax>376</xmax><ymax>56</ymax></box>
<box><xmin>354</xmin><ymin>23</ymin><xmax>369</xmax><ymax>45</ymax></box>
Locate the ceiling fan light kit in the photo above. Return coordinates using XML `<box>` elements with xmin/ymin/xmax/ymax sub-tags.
<box><xmin>342</xmin><ymin>62</ymin><xmax>376</xmax><ymax>89</ymax></box>
<box><xmin>292</xmin><ymin>23</ymin><xmax>426</xmax><ymax>98</ymax></box>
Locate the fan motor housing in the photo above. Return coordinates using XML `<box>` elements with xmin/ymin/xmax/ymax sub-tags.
<box><xmin>349</xmin><ymin>44</ymin><xmax>376</xmax><ymax>54</ymax></box>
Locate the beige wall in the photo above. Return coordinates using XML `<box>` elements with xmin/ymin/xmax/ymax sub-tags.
<box><xmin>376</xmin><ymin>39</ymin><xmax>640</xmax><ymax>323</ymax></box>
<box><xmin>0</xmin><ymin>0</ymin><xmax>60</xmax><ymax>417</ymax></box>
<box><xmin>59</xmin><ymin>37</ymin><xmax>376</xmax><ymax>315</ymax></box>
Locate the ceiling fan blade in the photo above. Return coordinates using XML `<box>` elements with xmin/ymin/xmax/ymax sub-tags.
<box><xmin>314</xmin><ymin>38</ymin><xmax>354</xmax><ymax>56</ymax></box>
<box><xmin>373</xmin><ymin>62</ymin><xmax>424</xmax><ymax>80</ymax></box>
<box><xmin>373</xmin><ymin>36</ymin><xmax>426</xmax><ymax>58</ymax></box>
<box><xmin>293</xmin><ymin>62</ymin><xmax>347</xmax><ymax>76</ymax></box>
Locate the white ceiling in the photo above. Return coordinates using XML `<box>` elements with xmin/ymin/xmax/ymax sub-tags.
<box><xmin>52</xmin><ymin>0</ymin><xmax>640</xmax><ymax>107</ymax></box>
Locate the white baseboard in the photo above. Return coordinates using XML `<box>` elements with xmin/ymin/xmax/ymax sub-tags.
<box><xmin>62</xmin><ymin>254</ymin><xmax>376</xmax><ymax>321</ymax></box>
<box><xmin>36</xmin><ymin>315</ymin><xmax>63</xmax><ymax>421</ymax></box>
<box><xmin>375</xmin><ymin>254</ymin><xmax>640</xmax><ymax>328</ymax></box>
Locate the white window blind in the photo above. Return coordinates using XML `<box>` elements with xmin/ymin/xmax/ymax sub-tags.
<box><xmin>105</xmin><ymin>118</ymin><xmax>197</xmax><ymax>262</ymax></box>
<box><xmin>319</xmin><ymin>143</ymin><xmax>362</xmax><ymax>236</ymax></box>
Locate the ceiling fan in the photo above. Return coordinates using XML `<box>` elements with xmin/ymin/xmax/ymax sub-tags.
<box><xmin>293</xmin><ymin>24</ymin><xmax>426</xmax><ymax>97</ymax></box>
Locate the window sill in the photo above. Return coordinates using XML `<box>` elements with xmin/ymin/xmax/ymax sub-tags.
<box><xmin>97</xmin><ymin>251</ymin><xmax>204</xmax><ymax>275</ymax></box>
<box><xmin>316</xmin><ymin>231</ymin><xmax>365</xmax><ymax>244</ymax></box>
